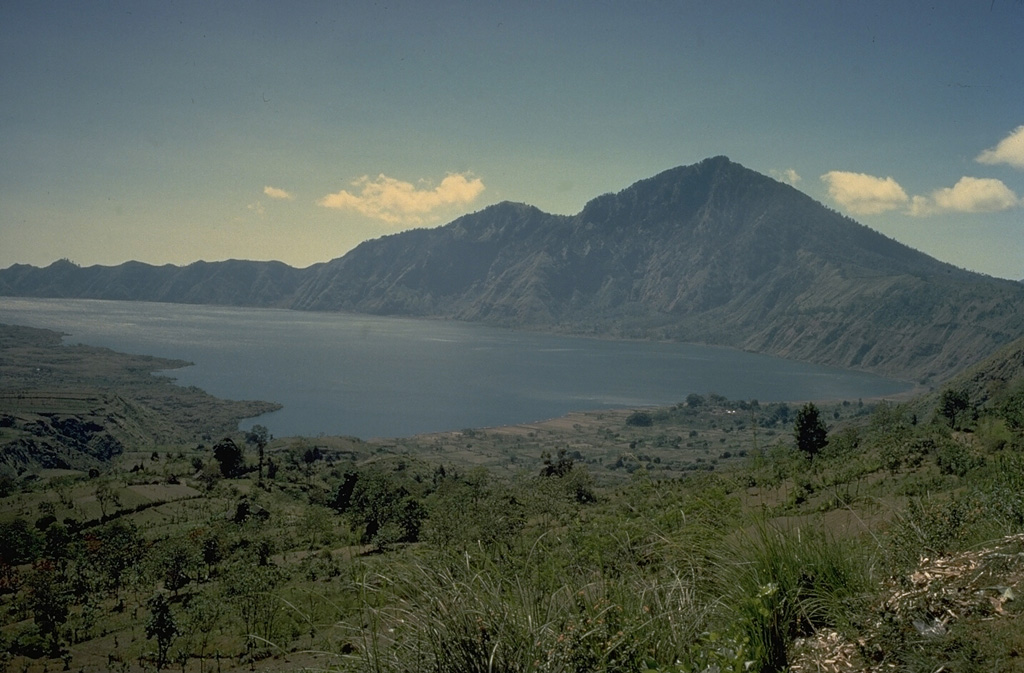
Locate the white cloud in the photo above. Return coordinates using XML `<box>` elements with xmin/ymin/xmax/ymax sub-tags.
<box><xmin>263</xmin><ymin>185</ymin><xmax>295</xmax><ymax>200</ymax></box>
<box><xmin>318</xmin><ymin>172</ymin><xmax>485</xmax><ymax>224</ymax></box>
<box><xmin>909</xmin><ymin>176</ymin><xmax>1019</xmax><ymax>216</ymax></box>
<box><xmin>820</xmin><ymin>171</ymin><xmax>909</xmax><ymax>215</ymax></box>
<box><xmin>247</xmin><ymin>201</ymin><xmax>265</xmax><ymax>216</ymax></box>
<box><xmin>976</xmin><ymin>125</ymin><xmax>1024</xmax><ymax>169</ymax></box>
<box><xmin>771</xmin><ymin>168</ymin><xmax>801</xmax><ymax>186</ymax></box>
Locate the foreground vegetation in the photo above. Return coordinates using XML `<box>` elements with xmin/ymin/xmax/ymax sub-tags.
<box><xmin>3</xmin><ymin>329</ymin><xmax>1024</xmax><ymax>672</ymax></box>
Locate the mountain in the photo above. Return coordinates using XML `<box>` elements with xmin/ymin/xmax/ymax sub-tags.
<box><xmin>4</xmin><ymin>157</ymin><xmax>1024</xmax><ymax>383</ymax></box>
<box><xmin>291</xmin><ymin>157</ymin><xmax>1024</xmax><ymax>382</ymax></box>
<box><xmin>0</xmin><ymin>258</ymin><xmax>310</xmax><ymax>307</ymax></box>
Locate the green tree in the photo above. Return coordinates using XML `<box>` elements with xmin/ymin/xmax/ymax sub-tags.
<box><xmin>85</xmin><ymin>519</ymin><xmax>143</xmax><ymax>595</ymax></box>
<box><xmin>177</xmin><ymin>589</ymin><xmax>222</xmax><ymax>673</ymax></box>
<box><xmin>0</xmin><ymin>518</ymin><xmax>41</xmax><ymax>565</ymax></box>
<box><xmin>1000</xmin><ymin>384</ymin><xmax>1024</xmax><ymax>430</ymax></box>
<box><xmin>201</xmin><ymin>532</ymin><xmax>223</xmax><ymax>579</ymax></box>
<box><xmin>94</xmin><ymin>480</ymin><xmax>121</xmax><ymax>520</ymax></box>
<box><xmin>159</xmin><ymin>541</ymin><xmax>199</xmax><ymax>596</ymax></box>
<box><xmin>223</xmin><ymin>564</ymin><xmax>284</xmax><ymax>662</ymax></box>
<box><xmin>302</xmin><ymin>445</ymin><xmax>322</xmax><ymax>484</ymax></box>
<box><xmin>27</xmin><ymin>560</ymin><xmax>69</xmax><ymax>656</ymax></box>
<box><xmin>213</xmin><ymin>437</ymin><xmax>243</xmax><ymax>478</ymax></box>
<box><xmin>794</xmin><ymin>402</ymin><xmax>828</xmax><ymax>458</ymax></box>
<box><xmin>42</xmin><ymin>522</ymin><xmax>71</xmax><ymax>572</ymax></box>
<box><xmin>333</xmin><ymin>469</ymin><xmax>424</xmax><ymax>548</ymax></box>
<box><xmin>245</xmin><ymin>424</ymin><xmax>270</xmax><ymax>483</ymax></box>
<box><xmin>146</xmin><ymin>593</ymin><xmax>178</xmax><ymax>671</ymax></box>
<box><xmin>939</xmin><ymin>387</ymin><xmax>971</xmax><ymax>429</ymax></box>
<box><xmin>540</xmin><ymin>448</ymin><xmax>575</xmax><ymax>477</ymax></box>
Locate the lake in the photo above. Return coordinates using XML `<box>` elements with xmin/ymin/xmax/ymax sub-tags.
<box><xmin>0</xmin><ymin>297</ymin><xmax>911</xmax><ymax>438</ymax></box>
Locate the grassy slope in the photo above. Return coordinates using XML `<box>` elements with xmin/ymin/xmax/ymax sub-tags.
<box><xmin>0</xmin><ymin>323</ymin><xmax>280</xmax><ymax>474</ymax></box>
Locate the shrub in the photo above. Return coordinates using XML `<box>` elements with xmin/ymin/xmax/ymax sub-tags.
<box><xmin>935</xmin><ymin>438</ymin><xmax>981</xmax><ymax>477</ymax></box>
<box><xmin>626</xmin><ymin>411</ymin><xmax>654</xmax><ymax>427</ymax></box>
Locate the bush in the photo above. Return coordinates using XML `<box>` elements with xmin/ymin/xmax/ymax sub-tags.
<box><xmin>626</xmin><ymin>411</ymin><xmax>654</xmax><ymax>427</ymax></box>
<box><xmin>935</xmin><ymin>439</ymin><xmax>981</xmax><ymax>477</ymax></box>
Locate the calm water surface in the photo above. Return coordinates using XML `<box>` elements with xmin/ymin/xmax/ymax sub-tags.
<box><xmin>0</xmin><ymin>298</ymin><xmax>911</xmax><ymax>438</ymax></box>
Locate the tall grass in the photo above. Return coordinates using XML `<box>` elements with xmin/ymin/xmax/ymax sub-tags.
<box><xmin>712</xmin><ymin>521</ymin><xmax>877</xmax><ymax>672</ymax></box>
<box><xmin>344</xmin><ymin>534</ymin><xmax>716</xmax><ymax>673</ymax></box>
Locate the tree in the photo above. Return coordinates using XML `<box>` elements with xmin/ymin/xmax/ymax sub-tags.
<box><xmin>177</xmin><ymin>590</ymin><xmax>222</xmax><ymax>673</ymax></box>
<box><xmin>1002</xmin><ymin>386</ymin><xmax>1024</xmax><ymax>430</ymax></box>
<box><xmin>85</xmin><ymin>519</ymin><xmax>143</xmax><ymax>595</ymax></box>
<box><xmin>160</xmin><ymin>541</ymin><xmax>199</xmax><ymax>596</ymax></box>
<box><xmin>146</xmin><ymin>593</ymin><xmax>179</xmax><ymax>671</ymax></box>
<box><xmin>333</xmin><ymin>469</ymin><xmax>424</xmax><ymax>548</ymax></box>
<box><xmin>223</xmin><ymin>565</ymin><xmax>284</xmax><ymax>663</ymax></box>
<box><xmin>245</xmin><ymin>424</ymin><xmax>270</xmax><ymax>483</ymax></box>
<box><xmin>794</xmin><ymin>402</ymin><xmax>828</xmax><ymax>458</ymax></box>
<box><xmin>42</xmin><ymin>522</ymin><xmax>71</xmax><ymax>572</ymax></box>
<box><xmin>213</xmin><ymin>437</ymin><xmax>243</xmax><ymax>478</ymax></box>
<box><xmin>939</xmin><ymin>387</ymin><xmax>971</xmax><ymax>429</ymax></box>
<box><xmin>302</xmin><ymin>445</ymin><xmax>322</xmax><ymax>484</ymax></box>
<box><xmin>201</xmin><ymin>533</ymin><xmax>223</xmax><ymax>579</ymax></box>
<box><xmin>0</xmin><ymin>517</ymin><xmax>42</xmax><ymax>565</ymax></box>
<box><xmin>94</xmin><ymin>480</ymin><xmax>121</xmax><ymax>520</ymax></box>
<box><xmin>540</xmin><ymin>448</ymin><xmax>574</xmax><ymax>477</ymax></box>
<box><xmin>28</xmin><ymin>560</ymin><xmax>69</xmax><ymax>656</ymax></box>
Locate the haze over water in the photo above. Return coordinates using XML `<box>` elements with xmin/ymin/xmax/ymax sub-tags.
<box><xmin>0</xmin><ymin>298</ymin><xmax>911</xmax><ymax>439</ymax></box>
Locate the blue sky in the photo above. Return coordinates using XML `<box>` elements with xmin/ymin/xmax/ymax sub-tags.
<box><xmin>2</xmin><ymin>1</ymin><xmax>1022</xmax><ymax>279</ymax></box>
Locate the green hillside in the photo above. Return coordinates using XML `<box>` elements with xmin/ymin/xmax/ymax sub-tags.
<box><xmin>0</xmin><ymin>324</ymin><xmax>279</xmax><ymax>475</ymax></box>
<box><xmin>3</xmin><ymin>329</ymin><xmax>1024</xmax><ymax>672</ymax></box>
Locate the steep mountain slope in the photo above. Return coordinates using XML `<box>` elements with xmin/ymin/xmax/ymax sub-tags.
<box><xmin>3</xmin><ymin>157</ymin><xmax>1024</xmax><ymax>383</ymax></box>
<box><xmin>292</xmin><ymin>157</ymin><xmax>1024</xmax><ymax>382</ymax></box>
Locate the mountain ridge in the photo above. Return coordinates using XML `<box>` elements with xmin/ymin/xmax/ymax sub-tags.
<box><xmin>4</xmin><ymin>156</ymin><xmax>1023</xmax><ymax>383</ymax></box>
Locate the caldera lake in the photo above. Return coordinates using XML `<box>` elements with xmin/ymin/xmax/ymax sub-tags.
<box><xmin>0</xmin><ymin>297</ymin><xmax>913</xmax><ymax>439</ymax></box>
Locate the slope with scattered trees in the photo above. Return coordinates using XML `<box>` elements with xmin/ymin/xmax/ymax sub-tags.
<box><xmin>3</xmin><ymin>329</ymin><xmax>1024</xmax><ymax>671</ymax></box>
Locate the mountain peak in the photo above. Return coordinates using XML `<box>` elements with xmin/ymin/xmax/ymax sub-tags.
<box><xmin>4</xmin><ymin>158</ymin><xmax>1024</xmax><ymax>382</ymax></box>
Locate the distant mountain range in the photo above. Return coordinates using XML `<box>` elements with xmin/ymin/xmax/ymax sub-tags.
<box><xmin>4</xmin><ymin>156</ymin><xmax>1024</xmax><ymax>383</ymax></box>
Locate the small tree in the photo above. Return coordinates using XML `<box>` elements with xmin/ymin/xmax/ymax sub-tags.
<box><xmin>177</xmin><ymin>590</ymin><xmax>222</xmax><ymax>673</ymax></box>
<box><xmin>794</xmin><ymin>402</ymin><xmax>828</xmax><ymax>458</ymax></box>
<box><xmin>28</xmin><ymin>560</ymin><xmax>69</xmax><ymax>656</ymax></box>
<box><xmin>146</xmin><ymin>593</ymin><xmax>179</xmax><ymax>671</ymax></box>
<box><xmin>245</xmin><ymin>424</ymin><xmax>270</xmax><ymax>484</ymax></box>
<box><xmin>540</xmin><ymin>448</ymin><xmax>574</xmax><ymax>477</ymax></box>
<box><xmin>87</xmin><ymin>519</ymin><xmax>142</xmax><ymax>596</ymax></box>
<box><xmin>201</xmin><ymin>534</ymin><xmax>223</xmax><ymax>579</ymax></box>
<box><xmin>939</xmin><ymin>387</ymin><xmax>971</xmax><ymax>429</ymax></box>
<box><xmin>213</xmin><ymin>437</ymin><xmax>243</xmax><ymax>478</ymax></box>
<box><xmin>161</xmin><ymin>543</ymin><xmax>199</xmax><ymax>596</ymax></box>
<box><xmin>0</xmin><ymin>518</ymin><xmax>42</xmax><ymax>565</ymax></box>
<box><xmin>94</xmin><ymin>480</ymin><xmax>121</xmax><ymax>520</ymax></box>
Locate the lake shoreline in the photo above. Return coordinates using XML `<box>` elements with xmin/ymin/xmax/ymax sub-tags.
<box><xmin>1</xmin><ymin>297</ymin><xmax>914</xmax><ymax>440</ymax></box>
